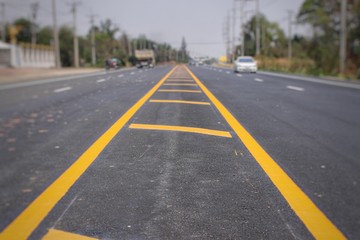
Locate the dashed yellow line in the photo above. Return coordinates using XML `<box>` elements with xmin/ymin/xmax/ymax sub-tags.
<box><xmin>184</xmin><ymin>65</ymin><xmax>346</xmax><ymax>240</ymax></box>
<box><xmin>163</xmin><ymin>83</ymin><xmax>198</xmax><ymax>86</ymax></box>
<box><xmin>158</xmin><ymin>89</ymin><xmax>201</xmax><ymax>93</ymax></box>
<box><xmin>167</xmin><ymin>77</ymin><xmax>193</xmax><ymax>79</ymax></box>
<box><xmin>129</xmin><ymin>123</ymin><xmax>232</xmax><ymax>138</ymax></box>
<box><xmin>149</xmin><ymin>99</ymin><xmax>210</xmax><ymax>105</ymax></box>
<box><xmin>0</xmin><ymin>66</ymin><xmax>178</xmax><ymax>240</ymax></box>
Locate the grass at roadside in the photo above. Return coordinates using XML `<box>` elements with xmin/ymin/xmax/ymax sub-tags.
<box><xmin>218</xmin><ymin>57</ymin><xmax>359</xmax><ymax>82</ymax></box>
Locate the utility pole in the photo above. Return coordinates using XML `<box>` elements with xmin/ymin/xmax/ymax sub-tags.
<box><xmin>287</xmin><ymin>10</ymin><xmax>293</xmax><ymax>60</ymax></box>
<box><xmin>1</xmin><ymin>2</ymin><xmax>5</xmax><ymax>42</ymax></box>
<box><xmin>223</xmin><ymin>12</ymin><xmax>231</xmax><ymax>62</ymax></box>
<box><xmin>52</xmin><ymin>0</ymin><xmax>61</xmax><ymax>68</ymax></box>
<box><xmin>30</xmin><ymin>2</ymin><xmax>39</xmax><ymax>46</ymax></box>
<box><xmin>240</xmin><ymin>0</ymin><xmax>245</xmax><ymax>56</ymax></box>
<box><xmin>262</xmin><ymin>21</ymin><xmax>266</xmax><ymax>55</ymax></box>
<box><xmin>339</xmin><ymin>0</ymin><xmax>347</xmax><ymax>74</ymax></box>
<box><xmin>227</xmin><ymin>13</ymin><xmax>231</xmax><ymax>62</ymax></box>
<box><xmin>128</xmin><ymin>37</ymin><xmax>132</xmax><ymax>57</ymax></box>
<box><xmin>89</xmin><ymin>14</ymin><xmax>97</xmax><ymax>65</ymax></box>
<box><xmin>255</xmin><ymin>0</ymin><xmax>260</xmax><ymax>55</ymax></box>
<box><xmin>231</xmin><ymin>0</ymin><xmax>236</xmax><ymax>62</ymax></box>
<box><xmin>70</xmin><ymin>1</ymin><xmax>81</xmax><ymax>68</ymax></box>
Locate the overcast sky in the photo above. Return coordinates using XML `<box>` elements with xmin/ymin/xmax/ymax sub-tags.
<box><xmin>4</xmin><ymin>0</ymin><xmax>306</xmax><ymax>58</ymax></box>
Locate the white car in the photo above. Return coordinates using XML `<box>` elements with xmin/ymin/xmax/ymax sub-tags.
<box><xmin>234</xmin><ymin>56</ymin><xmax>257</xmax><ymax>73</ymax></box>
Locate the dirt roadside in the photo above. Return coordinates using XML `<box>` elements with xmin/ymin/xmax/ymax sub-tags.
<box><xmin>0</xmin><ymin>67</ymin><xmax>104</xmax><ymax>85</ymax></box>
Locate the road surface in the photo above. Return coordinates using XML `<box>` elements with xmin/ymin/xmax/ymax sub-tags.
<box><xmin>0</xmin><ymin>65</ymin><xmax>359</xmax><ymax>239</ymax></box>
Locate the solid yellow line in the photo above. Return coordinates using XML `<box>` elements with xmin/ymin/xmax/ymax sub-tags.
<box><xmin>149</xmin><ymin>99</ymin><xmax>210</xmax><ymax>105</ymax></box>
<box><xmin>184</xmin><ymin>65</ymin><xmax>346</xmax><ymax>240</ymax></box>
<box><xmin>0</xmin><ymin>66</ymin><xmax>178</xmax><ymax>240</ymax></box>
<box><xmin>129</xmin><ymin>123</ymin><xmax>232</xmax><ymax>138</ymax></box>
<box><xmin>163</xmin><ymin>83</ymin><xmax>198</xmax><ymax>86</ymax></box>
<box><xmin>158</xmin><ymin>89</ymin><xmax>201</xmax><ymax>93</ymax></box>
<box><xmin>166</xmin><ymin>80</ymin><xmax>194</xmax><ymax>82</ymax></box>
<box><xmin>42</xmin><ymin>229</ymin><xmax>97</xmax><ymax>240</ymax></box>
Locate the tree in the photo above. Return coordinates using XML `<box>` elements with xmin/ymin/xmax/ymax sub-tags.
<box><xmin>13</xmin><ymin>18</ymin><xmax>33</xmax><ymax>43</ymax></box>
<box><xmin>241</xmin><ymin>14</ymin><xmax>286</xmax><ymax>58</ymax></box>
<box><xmin>59</xmin><ymin>26</ymin><xmax>74</xmax><ymax>67</ymax></box>
<box><xmin>37</xmin><ymin>26</ymin><xmax>53</xmax><ymax>45</ymax></box>
<box><xmin>180</xmin><ymin>37</ymin><xmax>188</xmax><ymax>62</ymax></box>
<box><xmin>100</xmin><ymin>19</ymin><xmax>119</xmax><ymax>39</ymax></box>
<box><xmin>297</xmin><ymin>0</ymin><xmax>360</xmax><ymax>75</ymax></box>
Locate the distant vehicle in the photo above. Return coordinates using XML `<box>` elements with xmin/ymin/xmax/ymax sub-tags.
<box><xmin>105</xmin><ymin>58</ymin><xmax>121</xmax><ymax>70</ymax></box>
<box><xmin>135</xmin><ymin>50</ymin><xmax>155</xmax><ymax>69</ymax></box>
<box><xmin>234</xmin><ymin>56</ymin><xmax>257</xmax><ymax>73</ymax></box>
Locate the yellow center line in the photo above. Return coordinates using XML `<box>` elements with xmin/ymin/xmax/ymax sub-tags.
<box><xmin>184</xmin><ymin>65</ymin><xmax>346</xmax><ymax>240</ymax></box>
<box><xmin>0</xmin><ymin>66</ymin><xmax>178</xmax><ymax>240</ymax></box>
<box><xmin>129</xmin><ymin>123</ymin><xmax>232</xmax><ymax>138</ymax></box>
<box><xmin>149</xmin><ymin>99</ymin><xmax>210</xmax><ymax>105</ymax></box>
<box><xmin>163</xmin><ymin>83</ymin><xmax>198</xmax><ymax>86</ymax></box>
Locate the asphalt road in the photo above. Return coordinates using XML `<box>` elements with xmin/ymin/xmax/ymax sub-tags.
<box><xmin>0</xmin><ymin>65</ymin><xmax>359</xmax><ymax>239</ymax></box>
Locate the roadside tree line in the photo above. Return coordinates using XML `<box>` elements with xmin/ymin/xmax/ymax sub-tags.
<box><xmin>3</xmin><ymin>18</ymin><xmax>189</xmax><ymax>68</ymax></box>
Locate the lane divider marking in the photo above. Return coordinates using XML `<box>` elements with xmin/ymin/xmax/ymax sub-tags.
<box><xmin>163</xmin><ymin>83</ymin><xmax>198</xmax><ymax>86</ymax></box>
<box><xmin>42</xmin><ymin>229</ymin><xmax>97</xmax><ymax>240</ymax></box>
<box><xmin>96</xmin><ymin>79</ymin><xmax>106</xmax><ymax>83</ymax></box>
<box><xmin>287</xmin><ymin>85</ymin><xmax>304</xmax><ymax>91</ymax></box>
<box><xmin>184</xmin><ymin>65</ymin><xmax>345</xmax><ymax>240</ymax></box>
<box><xmin>53</xmin><ymin>87</ymin><xmax>72</xmax><ymax>93</ymax></box>
<box><xmin>167</xmin><ymin>77</ymin><xmax>193</xmax><ymax>79</ymax></box>
<box><xmin>129</xmin><ymin>124</ymin><xmax>232</xmax><ymax>138</ymax></box>
<box><xmin>149</xmin><ymin>99</ymin><xmax>210</xmax><ymax>105</ymax></box>
<box><xmin>254</xmin><ymin>78</ymin><xmax>264</xmax><ymax>82</ymax></box>
<box><xmin>118</xmin><ymin>74</ymin><xmax>124</xmax><ymax>78</ymax></box>
<box><xmin>157</xmin><ymin>89</ymin><xmax>201</xmax><ymax>93</ymax></box>
<box><xmin>166</xmin><ymin>80</ymin><xmax>195</xmax><ymax>82</ymax></box>
<box><xmin>0</xmin><ymin>66</ymin><xmax>178</xmax><ymax>240</ymax></box>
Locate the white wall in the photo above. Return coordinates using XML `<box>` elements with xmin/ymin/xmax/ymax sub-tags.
<box><xmin>10</xmin><ymin>43</ymin><xmax>55</xmax><ymax>68</ymax></box>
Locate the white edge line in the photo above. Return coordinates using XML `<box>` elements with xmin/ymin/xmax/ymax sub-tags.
<box><xmin>53</xmin><ymin>86</ymin><xmax>72</xmax><ymax>93</ymax></box>
<box><xmin>0</xmin><ymin>67</ymin><xmax>137</xmax><ymax>91</ymax></box>
<box><xmin>259</xmin><ymin>71</ymin><xmax>360</xmax><ymax>90</ymax></box>
<box><xmin>210</xmin><ymin>66</ymin><xmax>360</xmax><ymax>90</ymax></box>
